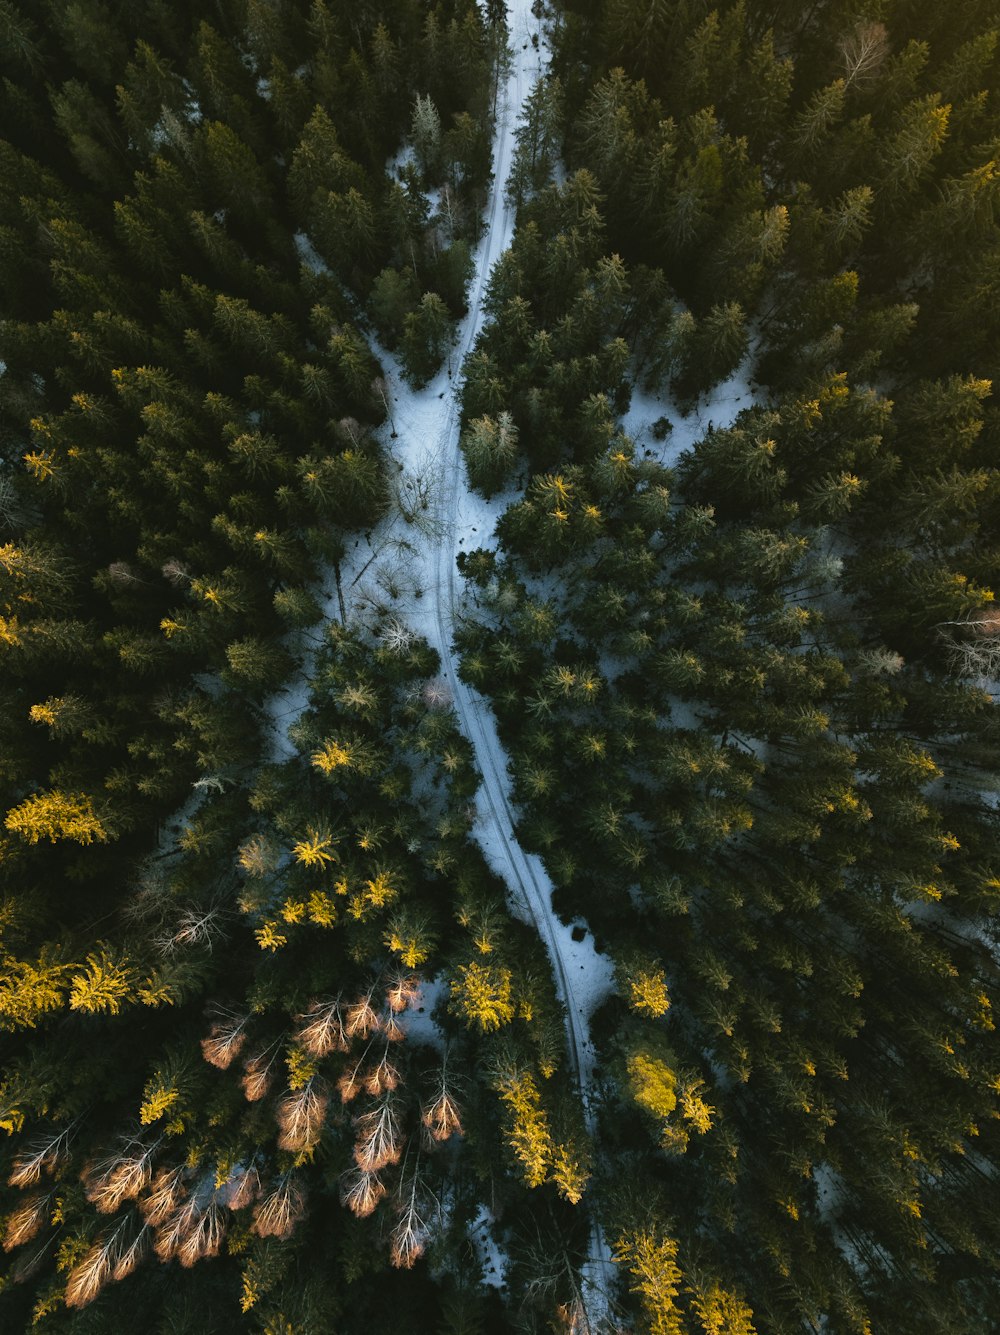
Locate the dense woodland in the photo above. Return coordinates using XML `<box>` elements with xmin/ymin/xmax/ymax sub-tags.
<box><xmin>0</xmin><ymin>0</ymin><xmax>999</xmax><ymax>1332</ymax></box>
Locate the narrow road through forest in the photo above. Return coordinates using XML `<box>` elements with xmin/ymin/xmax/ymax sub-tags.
<box><xmin>415</xmin><ymin>0</ymin><xmax>616</xmax><ymax>1320</ymax></box>
<box><xmin>325</xmin><ymin>1</ymin><xmax>617</xmax><ymax>1319</ymax></box>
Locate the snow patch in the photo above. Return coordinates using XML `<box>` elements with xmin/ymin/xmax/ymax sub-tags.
<box><xmin>396</xmin><ymin>973</ymin><xmax>448</xmax><ymax>1050</ymax></box>
<box><xmin>469</xmin><ymin>1203</ymin><xmax>509</xmax><ymax>1290</ymax></box>
<box><xmin>622</xmin><ymin>347</ymin><xmax>760</xmax><ymax>469</ymax></box>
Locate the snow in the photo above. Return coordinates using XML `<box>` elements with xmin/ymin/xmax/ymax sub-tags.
<box><xmin>622</xmin><ymin>348</ymin><xmax>759</xmax><ymax>469</ymax></box>
<box><xmin>813</xmin><ymin>1160</ymin><xmax>866</xmax><ymax>1277</ymax></box>
<box><xmin>396</xmin><ymin>973</ymin><xmax>447</xmax><ymax>1050</ymax></box>
<box><xmin>469</xmin><ymin>1202</ymin><xmax>509</xmax><ymax>1290</ymax></box>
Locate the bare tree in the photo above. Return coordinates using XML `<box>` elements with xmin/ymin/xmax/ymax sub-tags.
<box><xmin>275</xmin><ymin>1077</ymin><xmax>330</xmax><ymax>1152</ymax></box>
<box><xmin>363</xmin><ymin>1045</ymin><xmax>401</xmax><ymax>1098</ymax></box>
<box><xmin>65</xmin><ymin>1229</ymin><xmax>121</xmax><ymax>1309</ymax></box>
<box><xmin>340</xmin><ymin>1166</ymin><xmax>386</xmax><ymax>1218</ymax></box>
<box><xmin>220</xmin><ymin>1161</ymin><xmax>260</xmax><ymax>1212</ymax></box>
<box><xmin>421</xmin><ymin>1052</ymin><xmax>464</xmax><ymax>1146</ymax></box>
<box><xmin>82</xmin><ymin>1136</ymin><xmax>161</xmax><ymax>1213</ymax></box>
<box><xmin>372</xmin><ymin>376</ymin><xmax>397</xmax><ymax>435</ymax></box>
<box><xmin>65</xmin><ymin>1218</ymin><xmax>150</xmax><ymax>1307</ymax></box>
<box><xmin>345</xmin><ymin>988</ymin><xmax>384</xmax><ymax>1039</ymax></box>
<box><xmin>390</xmin><ymin>1153</ymin><xmax>430</xmax><ymax>1269</ymax></box>
<box><xmin>7</xmin><ymin>1125</ymin><xmax>74</xmax><ymax>1188</ymax></box>
<box><xmin>386</xmin><ymin>972</ymin><xmax>422</xmax><ymax>1014</ymax></box>
<box><xmin>378</xmin><ymin>615</ymin><xmax>417</xmax><ymax>656</ymax></box>
<box><xmin>294</xmin><ymin>996</ymin><xmax>349</xmax><ymax>1057</ymax></box>
<box><xmin>2</xmin><ymin>1192</ymin><xmax>51</xmax><ymax>1251</ymax></box>
<box><xmin>940</xmin><ymin>607</ymin><xmax>1000</xmax><ymax>685</ymax></box>
<box><xmin>353</xmin><ymin>1095</ymin><xmax>404</xmax><ymax>1172</ymax></box>
<box><xmin>251</xmin><ymin>1173</ymin><xmax>307</xmax><ymax>1240</ymax></box>
<box><xmin>840</xmin><ymin>21</ymin><xmax>889</xmax><ymax>90</ymax></box>
<box><xmin>240</xmin><ymin>1040</ymin><xmax>282</xmax><ymax>1102</ymax></box>
<box><xmin>139</xmin><ymin>1165</ymin><xmax>188</xmax><ymax>1226</ymax></box>
<box><xmin>153</xmin><ymin>1193</ymin><xmax>226</xmax><ymax>1266</ymax></box>
<box><xmin>199</xmin><ymin>1006</ymin><xmax>250</xmax><ymax>1068</ymax></box>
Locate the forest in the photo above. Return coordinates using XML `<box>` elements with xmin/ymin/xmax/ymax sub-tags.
<box><xmin>0</xmin><ymin>0</ymin><xmax>999</xmax><ymax>1332</ymax></box>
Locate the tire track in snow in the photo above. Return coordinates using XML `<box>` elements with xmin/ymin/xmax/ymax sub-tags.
<box><xmin>419</xmin><ymin>3</ymin><xmax>617</xmax><ymax>1321</ymax></box>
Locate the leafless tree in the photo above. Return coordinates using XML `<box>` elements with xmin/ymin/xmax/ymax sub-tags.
<box><xmin>153</xmin><ymin>1193</ymin><xmax>226</xmax><ymax>1266</ymax></box>
<box><xmin>390</xmin><ymin>1157</ymin><xmax>430</xmax><ymax>1269</ymax></box>
<box><xmin>219</xmin><ymin>1161</ymin><xmax>260</xmax><ymax>1212</ymax></box>
<box><xmin>65</xmin><ymin>1218</ymin><xmax>150</xmax><ymax>1307</ymax></box>
<box><xmin>378</xmin><ymin>615</ymin><xmax>417</xmax><ymax>656</ymax></box>
<box><xmin>199</xmin><ymin>1006</ymin><xmax>250</xmax><ymax>1069</ymax></box>
<box><xmin>372</xmin><ymin>376</ymin><xmax>397</xmax><ymax>434</ymax></box>
<box><xmin>240</xmin><ymin>1040</ymin><xmax>282</xmax><ymax>1102</ymax></box>
<box><xmin>7</xmin><ymin>1125</ymin><xmax>74</xmax><ymax>1188</ymax></box>
<box><xmin>251</xmin><ymin>1173</ymin><xmax>307</xmax><ymax>1240</ymax></box>
<box><xmin>940</xmin><ymin>607</ymin><xmax>1000</xmax><ymax>685</ymax></box>
<box><xmin>275</xmin><ymin>1077</ymin><xmax>330</xmax><ymax>1152</ymax></box>
<box><xmin>353</xmin><ymin>1095</ymin><xmax>404</xmax><ymax>1172</ymax></box>
<box><xmin>421</xmin><ymin>1052</ymin><xmax>464</xmax><ymax>1146</ymax></box>
<box><xmin>2</xmin><ymin>1192</ymin><xmax>51</xmax><ymax>1251</ymax></box>
<box><xmin>82</xmin><ymin>1136</ymin><xmax>161</xmax><ymax>1213</ymax></box>
<box><xmin>345</xmin><ymin>988</ymin><xmax>384</xmax><ymax>1039</ymax></box>
<box><xmin>363</xmin><ymin>1045</ymin><xmax>401</xmax><ymax>1098</ymax></box>
<box><xmin>385</xmin><ymin>972</ymin><xmax>422</xmax><ymax>1014</ymax></box>
<box><xmin>294</xmin><ymin>996</ymin><xmax>349</xmax><ymax>1057</ymax></box>
<box><xmin>840</xmin><ymin>21</ymin><xmax>889</xmax><ymax>90</ymax></box>
<box><xmin>140</xmin><ymin>1165</ymin><xmax>188</xmax><ymax>1226</ymax></box>
<box><xmin>340</xmin><ymin>1166</ymin><xmax>386</xmax><ymax>1218</ymax></box>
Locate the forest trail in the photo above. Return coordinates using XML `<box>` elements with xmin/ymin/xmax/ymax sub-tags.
<box><xmin>335</xmin><ymin>0</ymin><xmax>618</xmax><ymax>1320</ymax></box>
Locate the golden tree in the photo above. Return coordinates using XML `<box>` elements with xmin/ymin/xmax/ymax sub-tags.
<box><xmin>5</xmin><ymin>790</ymin><xmax>108</xmax><ymax>845</ymax></box>
<box><xmin>614</xmin><ymin>1228</ymin><xmax>685</xmax><ymax>1335</ymax></box>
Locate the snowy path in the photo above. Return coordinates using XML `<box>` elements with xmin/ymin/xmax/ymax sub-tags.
<box><xmin>331</xmin><ymin>0</ymin><xmax>617</xmax><ymax>1320</ymax></box>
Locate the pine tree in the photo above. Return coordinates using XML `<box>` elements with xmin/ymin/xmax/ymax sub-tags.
<box><xmin>400</xmin><ymin>291</ymin><xmax>451</xmax><ymax>385</ymax></box>
<box><xmin>461</xmin><ymin>411</ymin><xmax>519</xmax><ymax>495</ymax></box>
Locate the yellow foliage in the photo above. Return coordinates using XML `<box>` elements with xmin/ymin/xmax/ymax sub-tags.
<box><xmin>690</xmin><ymin>1281</ymin><xmax>757</xmax><ymax>1335</ymax></box>
<box><xmin>627</xmin><ymin>1050</ymin><xmax>678</xmax><ymax>1120</ymax></box>
<box><xmin>307</xmin><ymin>890</ymin><xmax>337</xmax><ymax>927</ymax></box>
<box><xmin>140</xmin><ymin>1078</ymin><xmax>180</xmax><ymax>1125</ymax></box>
<box><xmin>452</xmin><ymin>961</ymin><xmax>514</xmax><ymax>1032</ymax></box>
<box><xmin>286</xmin><ymin>1047</ymin><xmax>318</xmax><ymax>1091</ymax></box>
<box><xmin>23</xmin><ymin>449</ymin><xmax>58</xmax><ymax>481</ymax></box>
<box><xmin>628</xmin><ymin>968</ymin><xmax>671</xmax><ymax>1018</ymax></box>
<box><xmin>614</xmin><ymin>1229</ymin><xmax>684</xmax><ymax>1335</ymax></box>
<box><xmin>499</xmin><ymin>1073</ymin><xmax>553</xmax><ymax>1188</ymax></box>
<box><xmin>5</xmin><ymin>790</ymin><xmax>108</xmax><ymax>846</ymax></box>
<box><xmin>292</xmin><ymin>829</ymin><xmax>338</xmax><ymax>868</ymax></box>
<box><xmin>256</xmin><ymin>920</ymin><xmax>288</xmax><ymax>951</ymax></box>
<box><xmin>679</xmin><ymin>1075</ymin><xmax>716</xmax><ymax>1135</ymax></box>
<box><xmin>0</xmin><ymin>615</ymin><xmax>23</xmax><ymax>647</ymax></box>
<box><xmin>386</xmin><ymin>930</ymin><xmax>429</xmax><ymax>969</ymax></box>
<box><xmin>68</xmin><ymin>950</ymin><xmax>134</xmax><ymax>1015</ymax></box>
<box><xmin>0</xmin><ymin>949</ymin><xmax>70</xmax><ymax>1030</ymax></box>
<box><xmin>311</xmin><ymin>739</ymin><xmax>353</xmax><ymax>773</ymax></box>
<box><xmin>551</xmin><ymin>1141</ymin><xmax>589</xmax><ymax>1204</ymax></box>
<box><xmin>362</xmin><ymin>869</ymin><xmax>397</xmax><ymax>910</ymax></box>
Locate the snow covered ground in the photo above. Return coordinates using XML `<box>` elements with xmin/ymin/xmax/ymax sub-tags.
<box><xmin>622</xmin><ymin>349</ymin><xmax>759</xmax><ymax>470</ymax></box>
